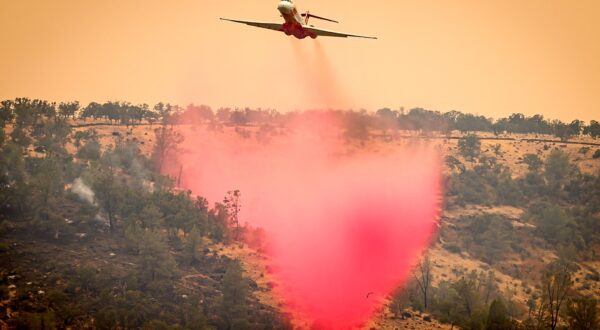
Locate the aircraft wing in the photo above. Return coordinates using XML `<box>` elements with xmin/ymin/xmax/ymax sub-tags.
<box><xmin>303</xmin><ymin>26</ymin><xmax>377</xmax><ymax>39</ymax></box>
<box><xmin>220</xmin><ymin>18</ymin><xmax>283</xmax><ymax>33</ymax></box>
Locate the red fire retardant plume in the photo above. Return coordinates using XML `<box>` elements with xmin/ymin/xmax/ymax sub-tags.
<box><xmin>165</xmin><ymin>123</ymin><xmax>441</xmax><ymax>329</ymax></box>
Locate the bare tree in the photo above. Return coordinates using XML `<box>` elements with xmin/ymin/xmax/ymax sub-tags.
<box><xmin>151</xmin><ymin>126</ymin><xmax>183</xmax><ymax>173</ymax></box>
<box><xmin>414</xmin><ymin>252</ymin><xmax>433</xmax><ymax>310</ymax></box>
<box><xmin>482</xmin><ymin>270</ymin><xmax>497</xmax><ymax>305</ymax></box>
<box><xmin>541</xmin><ymin>260</ymin><xmax>573</xmax><ymax>330</ymax></box>
<box><xmin>223</xmin><ymin>190</ymin><xmax>242</xmax><ymax>241</ymax></box>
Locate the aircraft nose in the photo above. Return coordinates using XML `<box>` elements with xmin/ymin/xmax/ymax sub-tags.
<box><xmin>277</xmin><ymin>1</ymin><xmax>293</xmax><ymax>15</ymax></box>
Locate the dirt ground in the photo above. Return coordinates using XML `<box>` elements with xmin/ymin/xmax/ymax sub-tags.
<box><xmin>216</xmin><ymin>243</ymin><xmax>453</xmax><ymax>330</ymax></box>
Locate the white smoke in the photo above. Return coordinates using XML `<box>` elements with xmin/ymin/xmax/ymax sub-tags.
<box><xmin>72</xmin><ymin>178</ymin><xmax>95</xmax><ymax>204</ymax></box>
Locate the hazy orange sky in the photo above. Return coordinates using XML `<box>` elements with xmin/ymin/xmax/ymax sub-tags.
<box><xmin>1</xmin><ymin>0</ymin><xmax>599</xmax><ymax>121</ymax></box>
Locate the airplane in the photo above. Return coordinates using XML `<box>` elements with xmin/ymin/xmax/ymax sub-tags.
<box><xmin>220</xmin><ymin>0</ymin><xmax>377</xmax><ymax>40</ymax></box>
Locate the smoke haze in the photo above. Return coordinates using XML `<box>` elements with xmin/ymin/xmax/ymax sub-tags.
<box><xmin>71</xmin><ymin>178</ymin><xmax>95</xmax><ymax>205</ymax></box>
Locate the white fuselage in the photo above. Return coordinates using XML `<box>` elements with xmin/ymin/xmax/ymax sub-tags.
<box><xmin>277</xmin><ymin>0</ymin><xmax>316</xmax><ymax>39</ymax></box>
<box><xmin>221</xmin><ymin>0</ymin><xmax>376</xmax><ymax>40</ymax></box>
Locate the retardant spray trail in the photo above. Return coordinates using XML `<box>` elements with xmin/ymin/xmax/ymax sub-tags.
<box><xmin>289</xmin><ymin>39</ymin><xmax>352</xmax><ymax>110</ymax></box>
<box><xmin>166</xmin><ymin>121</ymin><xmax>442</xmax><ymax>329</ymax></box>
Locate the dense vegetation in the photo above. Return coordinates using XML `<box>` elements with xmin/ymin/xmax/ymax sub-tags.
<box><xmin>0</xmin><ymin>99</ymin><xmax>288</xmax><ymax>329</ymax></box>
<box><xmin>396</xmin><ymin>133</ymin><xmax>600</xmax><ymax>329</ymax></box>
<box><xmin>1</xmin><ymin>98</ymin><xmax>599</xmax><ymax>329</ymax></box>
<box><xmin>4</xmin><ymin>98</ymin><xmax>597</xmax><ymax>141</ymax></box>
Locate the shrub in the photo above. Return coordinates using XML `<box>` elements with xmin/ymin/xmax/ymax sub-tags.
<box><xmin>0</xmin><ymin>285</ymin><xmax>8</xmax><ymax>300</ymax></box>
<box><xmin>445</xmin><ymin>243</ymin><xmax>462</xmax><ymax>254</ymax></box>
<box><xmin>579</xmin><ymin>146</ymin><xmax>590</xmax><ymax>155</ymax></box>
<box><xmin>77</xmin><ymin>140</ymin><xmax>101</xmax><ymax>160</ymax></box>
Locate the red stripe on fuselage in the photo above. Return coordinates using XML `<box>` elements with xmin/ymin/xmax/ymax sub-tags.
<box><xmin>280</xmin><ymin>10</ymin><xmax>316</xmax><ymax>39</ymax></box>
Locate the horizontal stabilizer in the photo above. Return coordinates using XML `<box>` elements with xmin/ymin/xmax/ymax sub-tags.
<box><xmin>301</xmin><ymin>12</ymin><xmax>339</xmax><ymax>24</ymax></box>
<box><xmin>304</xmin><ymin>26</ymin><xmax>377</xmax><ymax>39</ymax></box>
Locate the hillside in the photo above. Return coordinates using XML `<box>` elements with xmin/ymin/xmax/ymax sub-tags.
<box><xmin>75</xmin><ymin>122</ymin><xmax>600</xmax><ymax>329</ymax></box>
<box><xmin>1</xmin><ymin>100</ymin><xmax>600</xmax><ymax>329</ymax></box>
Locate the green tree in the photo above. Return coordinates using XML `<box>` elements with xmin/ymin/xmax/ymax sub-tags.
<box><xmin>486</xmin><ymin>299</ymin><xmax>511</xmax><ymax>330</ymax></box>
<box><xmin>144</xmin><ymin>108</ymin><xmax>160</xmax><ymax>126</ymax></box>
<box><xmin>73</xmin><ymin>129</ymin><xmax>97</xmax><ymax>147</ymax></box>
<box><xmin>0</xmin><ymin>100</ymin><xmax>15</xmax><ymax>125</ymax></box>
<box><xmin>544</xmin><ymin>149</ymin><xmax>571</xmax><ymax>190</ymax></box>
<box><xmin>142</xmin><ymin>320</ymin><xmax>170</xmax><ymax>330</ymax></box>
<box><xmin>432</xmin><ymin>280</ymin><xmax>463</xmax><ymax>328</ymax></box>
<box><xmin>220</xmin><ymin>260</ymin><xmax>250</xmax><ymax>329</ymax></box>
<box><xmin>440</xmin><ymin>272</ymin><xmax>489</xmax><ymax>329</ymax></box>
<box><xmin>224</xmin><ymin>190</ymin><xmax>242</xmax><ymax>241</ymax></box>
<box><xmin>344</xmin><ymin>110</ymin><xmax>370</xmax><ymax>141</ymax></box>
<box><xmin>523</xmin><ymin>154</ymin><xmax>543</xmax><ymax>173</ymax></box>
<box><xmin>92</xmin><ymin>170</ymin><xmax>123</xmax><ymax>231</ymax></box>
<box><xmin>13</xmin><ymin>97</ymin><xmax>37</xmax><ymax>126</ymax></box>
<box><xmin>10</xmin><ymin>123</ymin><xmax>31</xmax><ymax>148</ymax></box>
<box><xmin>216</xmin><ymin>107</ymin><xmax>231</xmax><ymax>122</ymax></box>
<box><xmin>0</xmin><ymin>143</ymin><xmax>28</xmax><ymax>217</ymax></box>
<box><xmin>33</xmin><ymin>118</ymin><xmax>71</xmax><ymax>156</ymax></box>
<box><xmin>584</xmin><ymin>120</ymin><xmax>600</xmax><ymax>139</ymax></box>
<box><xmin>28</xmin><ymin>158</ymin><xmax>65</xmax><ymax>238</ymax></box>
<box><xmin>14</xmin><ymin>311</ymin><xmax>58</xmax><ymax>330</ymax></box>
<box><xmin>482</xmin><ymin>271</ymin><xmax>498</xmax><ymax>305</ymax></box>
<box><xmin>568</xmin><ymin>120</ymin><xmax>584</xmax><ymax>137</ymax></box>
<box><xmin>150</xmin><ymin>190</ymin><xmax>207</xmax><ymax>236</ymax></box>
<box><xmin>375</xmin><ymin>107</ymin><xmax>399</xmax><ymax>134</ymax></box>
<box><xmin>124</xmin><ymin>219</ymin><xmax>143</xmax><ymax>254</ymax></box>
<box><xmin>530</xmin><ymin>203</ymin><xmax>571</xmax><ymax>244</ymax></box>
<box><xmin>453</xmin><ymin>275</ymin><xmax>482</xmax><ymax>319</ymax></box>
<box><xmin>184</xmin><ymin>225</ymin><xmax>202</xmax><ymax>265</ymax></box>
<box><xmin>151</xmin><ymin>126</ymin><xmax>183</xmax><ymax>172</ymax></box>
<box><xmin>139</xmin><ymin>229</ymin><xmax>178</xmax><ymax>284</ymax></box>
<box><xmin>208</xmin><ymin>203</ymin><xmax>229</xmax><ymax>242</ymax></box>
<box><xmin>58</xmin><ymin>101</ymin><xmax>79</xmax><ymax>120</ymax></box>
<box><xmin>0</xmin><ymin>100</ymin><xmax>13</xmax><ymax>147</ymax></box>
<box><xmin>139</xmin><ymin>204</ymin><xmax>164</xmax><ymax>229</ymax></box>
<box><xmin>153</xmin><ymin>102</ymin><xmax>173</xmax><ymax>125</ymax></box>
<box><xmin>526</xmin><ymin>296</ymin><xmax>537</xmax><ymax>318</ymax></box>
<box><xmin>465</xmin><ymin>213</ymin><xmax>512</xmax><ymax>263</ymax></box>
<box><xmin>77</xmin><ymin>139</ymin><xmax>101</xmax><ymax>160</ymax></box>
<box><xmin>565</xmin><ymin>297</ymin><xmax>599</xmax><ymax>330</ymax></box>
<box><xmin>552</xmin><ymin>120</ymin><xmax>573</xmax><ymax>141</ymax></box>
<box><xmin>458</xmin><ymin>134</ymin><xmax>481</xmax><ymax>161</ymax></box>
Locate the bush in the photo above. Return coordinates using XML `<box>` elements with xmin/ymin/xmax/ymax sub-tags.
<box><xmin>593</xmin><ymin>149</ymin><xmax>600</xmax><ymax>159</ymax></box>
<box><xmin>445</xmin><ymin>243</ymin><xmax>462</xmax><ymax>254</ymax></box>
<box><xmin>565</xmin><ymin>297</ymin><xmax>599</xmax><ymax>330</ymax></box>
<box><xmin>527</xmin><ymin>202</ymin><xmax>572</xmax><ymax>244</ymax></box>
<box><xmin>449</xmin><ymin>171</ymin><xmax>493</xmax><ymax>205</ymax></box>
<box><xmin>0</xmin><ymin>285</ymin><xmax>8</xmax><ymax>300</ymax></box>
<box><xmin>496</xmin><ymin>177</ymin><xmax>524</xmax><ymax>206</ymax></box>
<box><xmin>462</xmin><ymin>213</ymin><xmax>514</xmax><ymax>264</ymax></box>
<box><xmin>523</xmin><ymin>153</ymin><xmax>543</xmax><ymax>172</ymax></box>
<box><xmin>77</xmin><ymin>140</ymin><xmax>101</xmax><ymax>160</ymax></box>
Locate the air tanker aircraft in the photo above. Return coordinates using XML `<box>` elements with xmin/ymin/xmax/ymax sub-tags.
<box><xmin>221</xmin><ymin>0</ymin><xmax>377</xmax><ymax>40</ymax></box>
